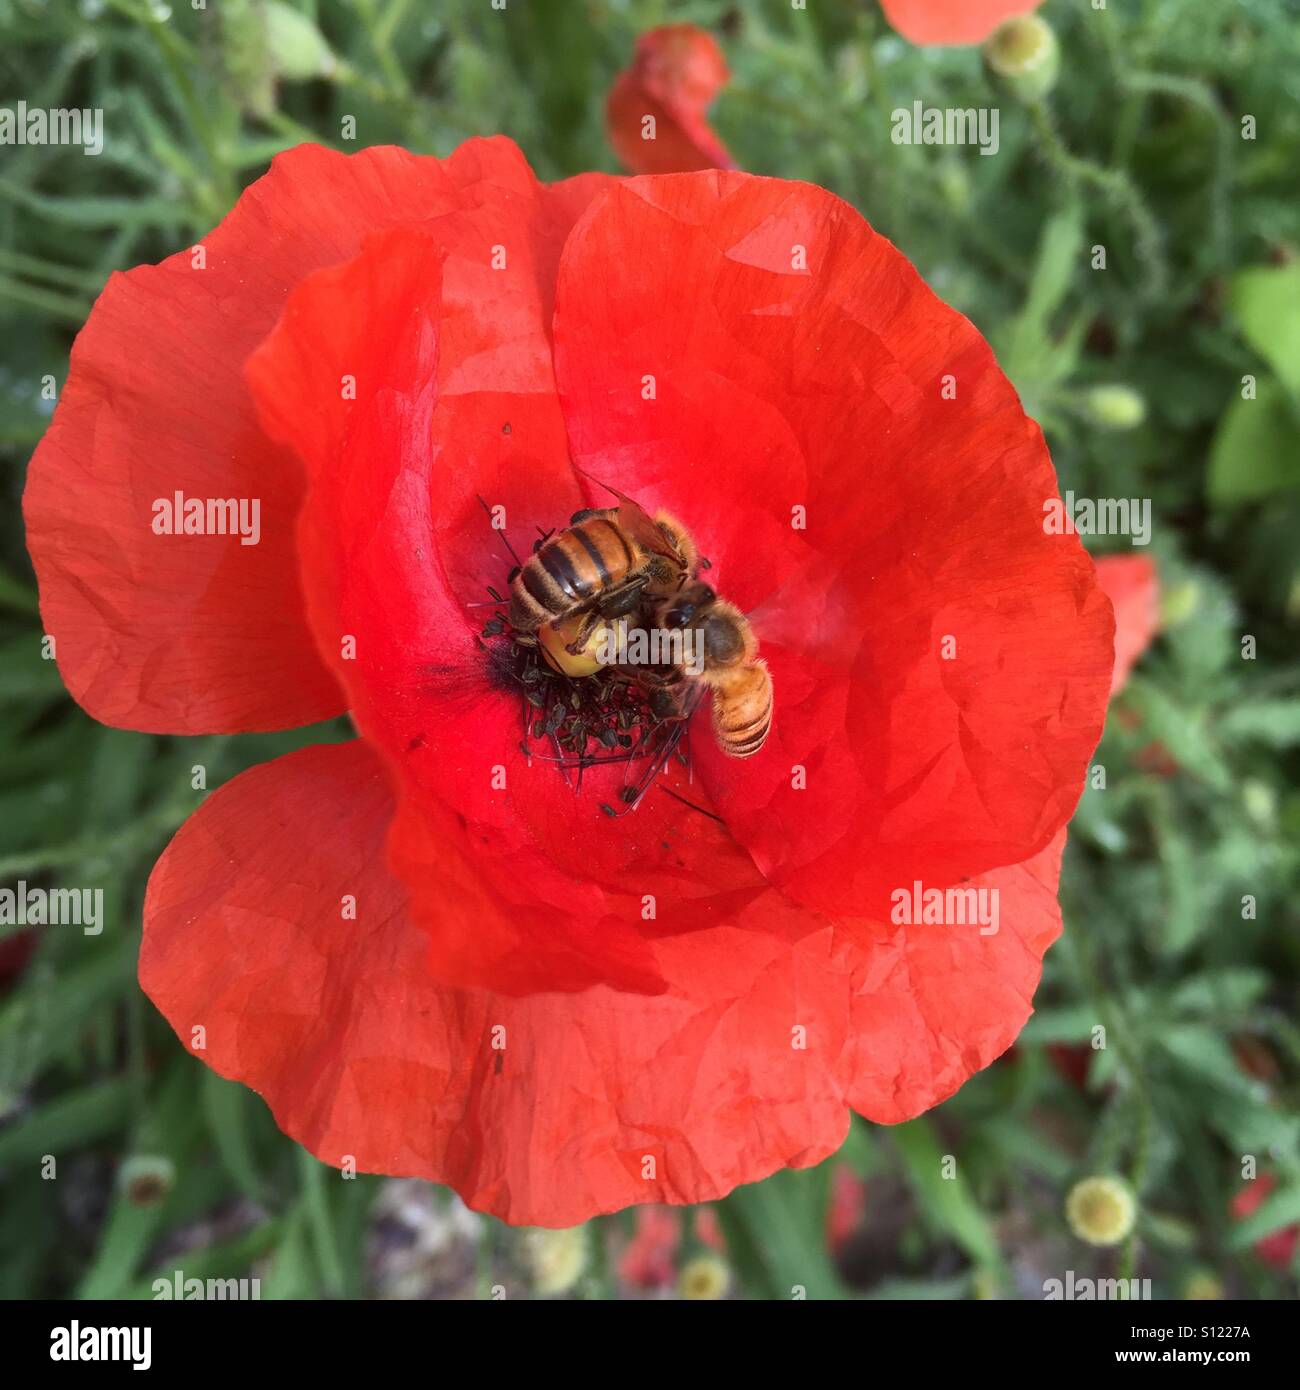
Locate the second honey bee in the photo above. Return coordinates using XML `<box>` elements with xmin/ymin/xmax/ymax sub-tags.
<box><xmin>507</xmin><ymin>481</ymin><xmax>772</xmax><ymax>759</ymax></box>
<box><xmin>635</xmin><ymin>581</ymin><xmax>774</xmax><ymax>759</ymax></box>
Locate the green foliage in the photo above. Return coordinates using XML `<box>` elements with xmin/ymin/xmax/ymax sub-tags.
<box><xmin>0</xmin><ymin>0</ymin><xmax>1296</xmax><ymax>1299</ymax></box>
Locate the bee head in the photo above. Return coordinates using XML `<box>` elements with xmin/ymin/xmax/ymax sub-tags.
<box><xmin>658</xmin><ymin>582</ymin><xmax>715</xmax><ymax>630</ymax></box>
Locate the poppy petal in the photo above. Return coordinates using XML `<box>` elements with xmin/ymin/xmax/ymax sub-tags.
<box><xmin>141</xmin><ymin>740</ymin><xmax>1063</xmax><ymax>1225</ymax></box>
<box><xmin>247</xmin><ymin>181</ymin><xmax>828</xmax><ymax>996</ymax></box>
<box><xmin>607</xmin><ymin>25</ymin><xmax>736</xmax><ymax>175</ymax></box>
<box><xmin>24</xmin><ymin>137</ymin><xmax>587</xmax><ymax>733</ymax></box>
<box><xmin>839</xmin><ymin>833</ymin><xmax>1065</xmax><ymax>1121</ymax></box>
<box><xmin>551</xmin><ymin>174</ymin><xmax>1113</xmax><ymax>919</ymax></box>
<box><xmin>1095</xmin><ymin>554</ymin><xmax>1159</xmax><ymax>695</ymax></box>
<box><xmin>880</xmin><ymin>0</ymin><xmax>1045</xmax><ymax>47</ymax></box>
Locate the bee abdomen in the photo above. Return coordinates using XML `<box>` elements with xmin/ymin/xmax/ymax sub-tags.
<box><xmin>508</xmin><ymin>518</ymin><xmax>636</xmax><ymax>632</ymax></box>
<box><xmin>712</xmin><ymin>661</ymin><xmax>773</xmax><ymax>758</ymax></box>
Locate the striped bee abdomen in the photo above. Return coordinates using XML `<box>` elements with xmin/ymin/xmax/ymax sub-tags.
<box><xmin>508</xmin><ymin>517</ymin><xmax>639</xmax><ymax>632</ymax></box>
<box><xmin>711</xmin><ymin>660</ymin><xmax>773</xmax><ymax>758</ymax></box>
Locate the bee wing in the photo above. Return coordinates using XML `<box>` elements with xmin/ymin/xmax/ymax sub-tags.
<box><xmin>571</xmin><ymin>465</ymin><xmax>682</xmax><ymax>562</ymax></box>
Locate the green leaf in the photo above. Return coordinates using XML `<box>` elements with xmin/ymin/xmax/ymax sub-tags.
<box><xmin>1220</xmin><ymin>700</ymin><xmax>1300</xmax><ymax>748</ymax></box>
<box><xmin>1208</xmin><ymin>375</ymin><xmax>1300</xmax><ymax>504</ymax></box>
<box><xmin>1123</xmin><ymin>680</ymin><xmax>1232</xmax><ymax>790</ymax></box>
<box><xmin>0</xmin><ymin>1076</ymin><xmax>132</xmax><ymax>1166</ymax></box>
<box><xmin>890</xmin><ymin>1118</ymin><xmax>1003</xmax><ymax>1272</ymax></box>
<box><xmin>201</xmin><ymin>1071</ymin><xmax>267</xmax><ymax>1203</ymax></box>
<box><xmin>1229</xmin><ymin>262</ymin><xmax>1300</xmax><ymax>397</ymax></box>
<box><xmin>715</xmin><ymin>1163</ymin><xmax>849</xmax><ymax>1300</ymax></box>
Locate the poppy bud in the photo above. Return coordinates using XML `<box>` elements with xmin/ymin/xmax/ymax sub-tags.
<box><xmin>1081</xmin><ymin>384</ymin><xmax>1147</xmax><ymax>431</ymax></box>
<box><xmin>525</xmin><ymin>1225</ymin><xmax>588</xmax><ymax>1295</ymax></box>
<box><xmin>982</xmin><ymin>15</ymin><xmax>1059</xmax><ymax>104</ymax></box>
<box><xmin>1242</xmin><ymin>779</ymin><xmax>1276</xmax><ymax>826</ymax></box>
<box><xmin>1066</xmin><ymin>1175</ymin><xmax>1137</xmax><ymax>1246</ymax></box>
<box><xmin>265</xmin><ymin>1</ymin><xmax>337</xmax><ymax>81</ymax></box>
<box><xmin>1159</xmin><ymin>579</ymin><xmax>1199</xmax><ymax>628</ymax></box>
<box><xmin>119</xmin><ymin>1154</ymin><xmax>176</xmax><ymax>1208</ymax></box>
<box><xmin>679</xmin><ymin>1252</ymin><xmax>729</xmax><ymax>1300</ymax></box>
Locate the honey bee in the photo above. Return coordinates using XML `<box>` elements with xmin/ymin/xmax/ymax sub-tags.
<box><xmin>508</xmin><ymin>495</ymin><xmax>695</xmax><ymax>653</ymax></box>
<box><xmin>636</xmin><ymin>581</ymin><xmax>774</xmax><ymax>759</ymax></box>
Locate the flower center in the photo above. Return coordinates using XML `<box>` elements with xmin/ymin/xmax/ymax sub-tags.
<box><xmin>474</xmin><ymin>538</ymin><xmax>699</xmax><ymax>818</ymax></box>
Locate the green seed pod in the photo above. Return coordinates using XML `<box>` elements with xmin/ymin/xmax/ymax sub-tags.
<box><xmin>265</xmin><ymin>1</ymin><xmax>337</xmax><ymax>82</ymax></box>
<box><xmin>982</xmin><ymin>16</ymin><xmax>1060</xmax><ymax>105</ymax></box>
<box><xmin>118</xmin><ymin>1154</ymin><xmax>176</xmax><ymax>1208</ymax></box>
<box><xmin>1082</xmin><ymin>384</ymin><xmax>1147</xmax><ymax>431</ymax></box>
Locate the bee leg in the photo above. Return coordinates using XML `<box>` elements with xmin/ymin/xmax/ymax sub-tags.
<box><xmin>563</xmin><ymin>577</ymin><xmax>647</xmax><ymax>652</ymax></box>
<box><xmin>562</xmin><ymin>607</ymin><xmax>603</xmax><ymax>654</ymax></box>
<box><xmin>648</xmin><ymin>681</ymin><xmax>695</xmax><ymax>721</ymax></box>
<box><xmin>601</xmin><ymin>579</ymin><xmax>648</xmax><ymax>619</ymax></box>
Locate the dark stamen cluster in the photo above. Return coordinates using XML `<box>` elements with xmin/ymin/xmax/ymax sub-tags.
<box><xmin>475</xmin><ymin>587</ymin><xmax>686</xmax><ymax>816</ymax></box>
<box><xmin>471</xmin><ymin>498</ymin><xmax>712</xmax><ymax>818</ymax></box>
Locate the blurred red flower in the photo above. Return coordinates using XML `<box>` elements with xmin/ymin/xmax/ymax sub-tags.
<box><xmin>1095</xmin><ymin>554</ymin><xmax>1159</xmax><ymax>695</ymax></box>
<box><xmin>1231</xmin><ymin>1174</ymin><xmax>1299</xmax><ymax>1269</ymax></box>
<box><xmin>619</xmin><ymin>1205</ymin><xmax>679</xmax><ymax>1290</ymax></box>
<box><xmin>0</xmin><ymin>929</ymin><xmax>36</xmax><ymax>992</ymax></box>
<box><xmin>607</xmin><ymin>25</ymin><xmax>735</xmax><ymax>174</ymax></box>
<box><xmin>24</xmin><ymin>138</ymin><xmax>1111</xmax><ymax>1225</ymax></box>
<box><xmin>880</xmin><ymin>0</ymin><xmax>1045</xmax><ymax>46</ymax></box>
<box><xmin>619</xmin><ymin>1202</ymin><xmax>724</xmax><ymax>1290</ymax></box>
<box><xmin>827</xmin><ymin>1165</ymin><xmax>868</xmax><ymax>1252</ymax></box>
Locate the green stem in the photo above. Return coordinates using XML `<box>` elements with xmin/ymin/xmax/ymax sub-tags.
<box><xmin>1027</xmin><ymin>100</ymin><xmax>1167</xmax><ymax>300</ymax></box>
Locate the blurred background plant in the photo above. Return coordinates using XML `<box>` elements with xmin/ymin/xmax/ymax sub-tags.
<box><xmin>1</xmin><ymin>0</ymin><xmax>1297</xmax><ymax>1300</ymax></box>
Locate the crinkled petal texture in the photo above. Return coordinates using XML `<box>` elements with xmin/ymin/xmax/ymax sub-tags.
<box><xmin>23</xmin><ymin>138</ymin><xmax>606</xmax><ymax>732</ymax></box>
<box><xmin>880</xmin><ymin>0</ymin><xmax>1044</xmax><ymax>46</ymax></box>
<box><xmin>552</xmin><ymin>174</ymin><xmax>1113</xmax><ymax>920</ymax></box>
<box><xmin>606</xmin><ymin>24</ymin><xmax>735</xmax><ymax>175</ymax></box>
<box><xmin>141</xmin><ymin>738</ymin><xmax>1066</xmax><ymax>1225</ymax></box>
<box><xmin>244</xmin><ymin>164</ymin><xmax>1107</xmax><ymax>994</ymax></box>
<box><xmin>119</xmin><ymin>141</ymin><xmax>1107</xmax><ymax>1224</ymax></box>
<box><xmin>1094</xmin><ymin>554</ymin><xmax>1159</xmax><ymax>696</ymax></box>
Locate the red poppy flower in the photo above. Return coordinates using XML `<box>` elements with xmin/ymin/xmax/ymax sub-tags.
<box><xmin>0</xmin><ymin>930</ymin><xmax>36</xmax><ymax>992</ymax></box>
<box><xmin>880</xmin><ymin>0</ymin><xmax>1045</xmax><ymax>47</ymax></box>
<box><xmin>24</xmin><ymin>137</ymin><xmax>1112</xmax><ymax>1225</ymax></box>
<box><xmin>827</xmin><ymin>1165</ymin><xmax>868</xmax><ymax>1253</ymax></box>
<box><xmin>619</xmin><ymin>1205</ymin><xmax>680</xmax><ymax>1290</ymax></box>
<box><xmin>1095</xmin><ymin>553</ymin><xmax>1159</xmax><ymax>696</ymax></box>
<box><xmin>1231</xmin><ymin>1174</ymin><xmax>1299</xmax><ymax>1270</ymax></box>
<box><xmin>618</xmin><ymin>1202</ymin><xmax>724</xmax><ymax>1291</ymax></box>
<box><xmin>606</xmin><ymin>25</ymin><xmax>735</xmax><ymax>175</ymax></box>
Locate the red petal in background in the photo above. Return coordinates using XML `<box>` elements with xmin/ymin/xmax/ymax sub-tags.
<box><xmin>607</xmin><ymin>25</ymin><xmax>736</xmax><ymax>175</ymax></box>
<box><xmin>141</xmin><ymin>739</ymin><xmax>1065</xmax><ymax>1226</ymax></box>
<box><xmin>879</xmin><ymin>0</ymin><xmax>1044</xmax><ymax>46</ymax></box>
<box><xmin>1094</xmin><ymin>553</ymin><xmax>1160</xmax><ymax>695</ymax></box>
<box><xmin>1230</xmin><ymin>1174</ymin><xmax>1300</xmax><ymax>1269</ymax></box>
<box><xmin>24</xmin><ymin>138</ymin><xmax>584</xmax><ymax>734</ymax></box>
<box><xmin>552</xmin><ymin>174</ymin><xmax>1112</xmax><ymax>920</ymax></box>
